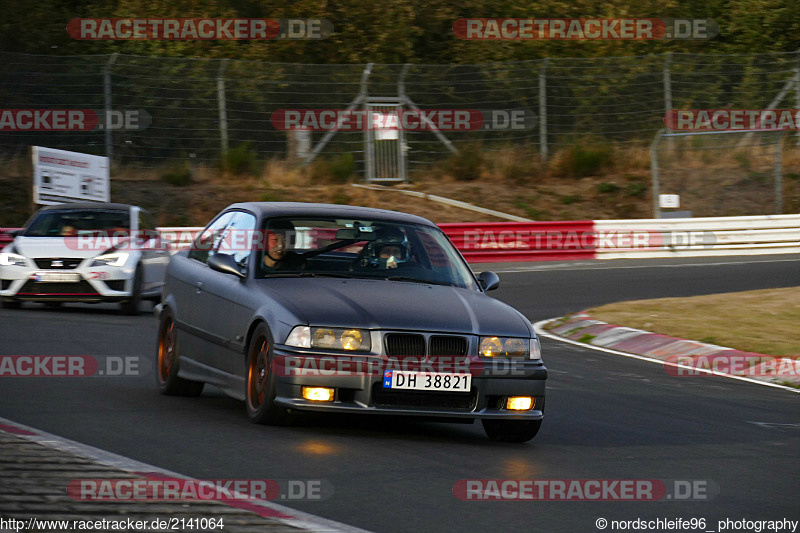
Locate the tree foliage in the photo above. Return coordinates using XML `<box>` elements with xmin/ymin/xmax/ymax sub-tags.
<box><xmin>1</xmin><ymin>0</ymin><xmax>797</xmax><ymax>63</ymax></box>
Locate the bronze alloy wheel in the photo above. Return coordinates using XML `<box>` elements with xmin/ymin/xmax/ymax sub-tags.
<box><xmin>245</xmin><ymin>324</ymin><xmax>293</xmax><ymax>425</ymax></box>
<box><xmin>155</xmin><ymin>312</ymin><xmax>203</xmax><ymax>397</ymax></box>
<box><xmin>158</xmin><ymin>318</ymin><xmax>176</xmax><ymax>384</ymax></box>
<box><xmin>248</xmin><ymin>334</ymin><xmax>269</xmax><ymax>410</ymax></box>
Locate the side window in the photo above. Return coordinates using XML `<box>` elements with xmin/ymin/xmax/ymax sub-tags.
<box><xmin>219</xmin><ymin>211</ymin><xmax>256</xmax><ymax>269</ymax></box>
<box><xmin>138</xmin><ymin>209</ymin><xmax>156</xmax><ymax>231</ymax></box>
<box><xmin>188</xmin><ymin>212</ymin><xmax>234</xmax><ymax>264</ymax></box>
<box><xmin>137</xmin><ymin>209</ymin><xmax>157</xmax><ymax>241</ymax></box>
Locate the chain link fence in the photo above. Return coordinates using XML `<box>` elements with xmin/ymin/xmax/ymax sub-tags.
<box><xmin>652</xmin><ymin>130</ymin><xmax>787</xmax><ymax>217</ymax></box>
<box><xmin>0</xmin><ymin>50</ymin><xmax>798</xmax><ymax>178</ymax></box>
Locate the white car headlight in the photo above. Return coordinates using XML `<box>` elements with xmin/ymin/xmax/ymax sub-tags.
<box><xmin>0</xmin><ymin>252</ymin><xmax>27</xmax><ymax>267</ymax></box>
<box><xmin>90</xmin><ymin>252</ymin><xmax>129</xmax><ymax>267</ymax></box>
<box><xmin>285</xmin><ymin>326</ymin><xmax>311</xmax><ymax>348</ymax></box>
<box><xmin>530</xmin><ymin>337</ymin><xmax>542</xmax><ymax>362</ymax></box>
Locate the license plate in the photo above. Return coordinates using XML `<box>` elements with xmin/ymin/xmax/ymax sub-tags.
<box><xmin>382</xmin><ymin>370</ymin><xmax>471</xmax><ymax>392</ymax></box>
<box><xmin>32</xmin><ymin>272</ymin><xmax>81</xmax><ymax>283</ymax></box>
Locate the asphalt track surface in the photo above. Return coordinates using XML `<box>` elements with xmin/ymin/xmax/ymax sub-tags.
<box><xmin>1</xmin><ymin>254</ymin><xmax>798</xmax><ymax>532</ymax></box>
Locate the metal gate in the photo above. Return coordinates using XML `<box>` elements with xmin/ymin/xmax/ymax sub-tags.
<box><xmin>365</xmin><ymin>97</ymin><xmax>406</xmax><ymax>182</ymax></box>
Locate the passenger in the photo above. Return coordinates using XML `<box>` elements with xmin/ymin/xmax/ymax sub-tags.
<box><xmin>358</xmin><ymin>226</ymin><xmax>413</xmax><ymax>270</ymax></box>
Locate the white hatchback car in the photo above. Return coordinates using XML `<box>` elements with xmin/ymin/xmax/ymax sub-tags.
<box><xmin>0</xmin><ymin>202</ymin><xmax>170</xmax><ymax>314</ymax></box>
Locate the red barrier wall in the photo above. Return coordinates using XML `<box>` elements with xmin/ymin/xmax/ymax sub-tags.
<box><xmin>0</xmin><ymin>228</ymin><xmax>22</xmax><ymax>248</ymax></box>
<box><xmin>439</xmin><ymin>221</ymin><xmax>597</xmax><ymax>262</ymax></box>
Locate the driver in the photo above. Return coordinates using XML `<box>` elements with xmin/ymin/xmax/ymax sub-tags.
<box><xmin>60</xmin><ymin>225</ymin><xmax>77</xmax><ymax>236</ymax></box>
<box><xmin>262</xmin><ymin>220</ymin><xmax>304</xmax><ymax>271</ymax></box>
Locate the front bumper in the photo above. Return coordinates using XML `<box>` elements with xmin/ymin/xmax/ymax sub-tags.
<box><xmin>0</xmin><ymin>263</ymin><xmax>135</xmax><ymax>302</ymax></box>
<box><xmin>269</xmin><ymin>347</ymin><xmax>547</xmax><ymax>421</ymax></box>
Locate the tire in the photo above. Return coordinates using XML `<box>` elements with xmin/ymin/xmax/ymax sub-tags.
<box><xmin>1</xmin><ymin>298</ymin><xmax>21</xmax><ymax>309</ymax></box>
<box><xmin>482</xmin><ymin>419</ymin><xmax>542</xmax><ymax>443</ymax></box>
<box><xmin>155</xmin><ymin>310</ymin><xmax>204</xmax><ymax>396</ymax></box>
<box><xmin>119</xmin><ymin>265</ymin><xmax>142</xmax><ymax>315</ymax></box>
<box><xmin>245</xmin><ymin>323</ymin><xmax>294</xmax><ymax>425</ymax></box>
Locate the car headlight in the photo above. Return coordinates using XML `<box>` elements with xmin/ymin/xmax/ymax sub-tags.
<box><xmin>285</xmin><ymin>326</ymin><xmax>311</xmax><ymax>348</ymax></box>
<box><xmin>479</xmin><ymin>336</ymin><xmax>533</xmax><ymax>358</ymax></box>
<box><xmin>285</xmin><ymin>326</ymin><xmax>370</xmax><ymax>351</ymax></box>
<box><xmin>530</xmin><ymin>337</ymin><xmax>542</xmax><ymax>362</ymax></box>
<box><xmin>0</xmin><ymin>252</ymin><xmax>27</xmax><ymax>267</ymax></box>
<box><xmin>90</xmin><ymin>252</ymin><xmax>129</xmax><ymax>267</ymax></box>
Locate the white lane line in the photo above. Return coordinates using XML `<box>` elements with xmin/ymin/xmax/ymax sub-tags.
<box><xmin>0</xmin><ymin>416</ymin><xmax>373</xmax><ymax>533</ymax></box>
<box><xmin>493</xmin><ymin>257</ymin><xmax>800</xmax><ymax>273</ymax></box>
<box><xmin>746</xmin><ymin>421</ymin><xmax>800</xmax><ymax>430</ymax></box>
<box><xmin>533</xmin><ymin>319</ymin><xmax>800</xmax><ymax>394</ymax></box>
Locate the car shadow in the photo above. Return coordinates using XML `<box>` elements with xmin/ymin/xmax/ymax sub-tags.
<box><xmin>5</xmin><ymin>301</ymin><xmax>157</xmax><ymax>316</ymax></box>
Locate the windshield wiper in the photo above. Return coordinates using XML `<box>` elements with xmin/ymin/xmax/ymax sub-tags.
<box><xmin>386</xmin><ymin>276</ymin><xmax>454</xmax><ymax>287</ymax></box>
<box><xmin>263</xmin><ymin>272</ymin><xmax>351</xmax><ymax>278</ymax></box>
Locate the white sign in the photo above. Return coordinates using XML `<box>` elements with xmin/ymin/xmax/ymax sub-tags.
<box><xmin>32</xmin><ymin>147</ymin><xmax>110</xmax><ymax>205</ymax></box>
<box><xmin>373</xmin><ymin>112</ymin><xmax>400</xmax><ymax>140</ymax></box>
<box><xmin>659</xmin><ymin>194</ymin><xmax>680</xmax><ymax>209</ymax></box>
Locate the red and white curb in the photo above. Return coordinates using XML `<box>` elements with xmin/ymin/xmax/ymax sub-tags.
<box><xmin>533</xmin><ymin>314</ymin><xmax>800</xmax><ymax>393</ymax></box>
<box><xmin>0</xmin><ymin>416</ymin><xmax>372</xmax><ymax>533</ymax></box>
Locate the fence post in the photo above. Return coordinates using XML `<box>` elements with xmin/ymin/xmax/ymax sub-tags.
<box><xmin>650</xmin><ymin>129</ymin><xmax>664</xmax><ymax>219</ymax></box>
<box><xmin>775</xmin><ymin>131</ymin><xmax>784</xmax><ymax>213</ymax></box>
<box><xmin>794</xmin><ymin>49</ymin><xmax>799</xmax><ymax>145</ymax></box>
<box><xmin>217</xmin><ymin>59</ymin><xmax>229</xmax><ymax>157</ymax></box>
<box><xmin>397</xmin><ymin>64</ymin><xmax>410</xmax><ymax>182</ymax></box>
<box><xmin>663</xmin><ymin>52</ymin><xmax>673</xmax><ymax>148</ymax></box>
<box><xmin>538</xmin><ymin>58</ymin><xmax>548</xmax><ymax>165</ymax></box>
<box><xmin>103</xmin><ymin>53</ymin><xmax>119</xmax><ymax>162</ymax></box>
<box><xmin>362</xmin><ymin>64</ymin><xmax>374</xmax><ymax>181</ymax></box>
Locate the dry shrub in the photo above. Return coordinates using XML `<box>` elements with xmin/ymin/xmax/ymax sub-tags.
<box><xmin>260</xmin><ymin>159</ymin><xmax>308</xmax><ymax>188</ymax></box>
<box><xmin>484</xmin><ymin>145</ymin><xmax>542</xmax><ymax>183</ymax></box>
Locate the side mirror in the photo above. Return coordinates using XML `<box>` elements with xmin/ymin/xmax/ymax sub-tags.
<box><xmin>208</xmin><ymin>253</ymin><xmax>246</xmax><ymax>279</ymax></box>
<box><xmin>477</xmin><ymin>271</ymin><xmax>500</xmax><ymax>291</ymax></box>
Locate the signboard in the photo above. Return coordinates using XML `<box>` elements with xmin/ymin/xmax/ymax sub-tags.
<box><xmin>659</xmin><ymin>194</ymin><xmax>680</xmax><ymax>209</ymax></box>
<box><xmin>32</xmin><ymin>147</ymin><xmax>110</xmax><ymax>205</ymax></box>
<box><xmin>373</xmin><ymin>112</ymin><xmax>400</xmax><ymax>140</ymax></box>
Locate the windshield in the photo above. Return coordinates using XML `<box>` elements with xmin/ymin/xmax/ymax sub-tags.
<box><xmin>254</xmin><ymin>217</ymin><xmax>478</xmax><ymax>290</ymax></box>
<box><xmin>23</xmin><ymin>209</ymin><xmax>130</xmax><ymax>237</ymax></box>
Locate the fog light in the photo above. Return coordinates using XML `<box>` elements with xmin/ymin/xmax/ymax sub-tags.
<box><xmin>302</xmin><ymin>387</ymin><xmax>334</xmax><ymax>402</ymax></box>
<box><xmin>506</xmin><ymin>396</ymin><xmax>533</xmax><ymax>410</ymax></box>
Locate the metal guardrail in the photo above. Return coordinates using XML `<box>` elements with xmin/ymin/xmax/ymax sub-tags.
<box><xmin>594</xmin><ymin>214</ymin><xmax>800</xmax><ymax>259</ymax></box>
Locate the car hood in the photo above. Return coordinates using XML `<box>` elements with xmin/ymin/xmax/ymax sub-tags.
<box><xmin>256</xmin><ymin>277</ymin><xmax>533</xmax><ymax>337</ymax></box>
<box><xmin>13</xmin><ymin>237</ymin><xmax>119</xmax><ymax>260</ymax></box>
